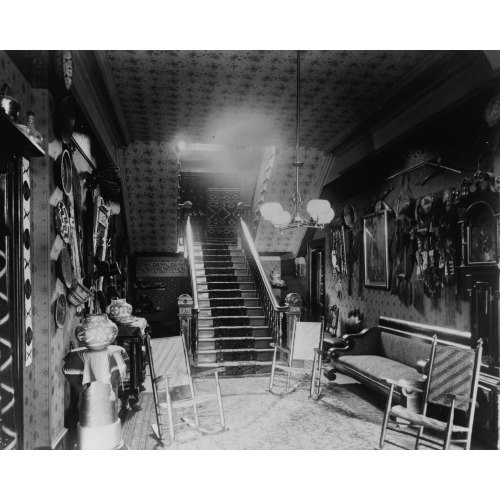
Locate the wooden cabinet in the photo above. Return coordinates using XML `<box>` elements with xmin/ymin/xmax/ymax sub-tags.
<box><xmin>455</xmin><ymin>174</ymin><xmax>500</xmax><ymax>448</ymax></box>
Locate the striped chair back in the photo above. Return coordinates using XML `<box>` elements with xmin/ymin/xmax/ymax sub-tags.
<box><xmin>289</xmin><ymin>321</ymin><xmax>323</xmax><ymax>368</ymax></box>
<box><xmin>427</xmin><ymin>342</ymin><xmax>478</xmax><ymax>412</ymax></box>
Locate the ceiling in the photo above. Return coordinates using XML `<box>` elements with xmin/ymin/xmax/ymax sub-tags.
<box><xmin>106</xmin><ymin>50</ymin><xmax>431</xmax><ymax>149</ymax></box>
<box><xmin>103</xmin><ymin>50</ymin><xmax>437</xmax><ymax>254</ymax></box>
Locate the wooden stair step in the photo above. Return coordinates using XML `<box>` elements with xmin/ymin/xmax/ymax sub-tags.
<box><xmin>194</xmin><ymin>244</ymin><xmax>239</xmax><ymax>251</ymax></box>
<box><xmin>197</xmin><ymin>316</ymin><xmax>266</xmax><ymax>327</ymax></box>
<box><xmin>195</xmin><ymin>263</ymin><xmax>247</xmax><ymax>270</ymax></box>
<box><xmin>196</xmin><ymin>260</ymin><xmax>246</xmax><ymax>266</ymax></box>
<box><xmin>194</xmin><ymin>250</ymin><xmax>242</xmax><ymax>257</ymax></box>
<box><xmin>196</xmin><ymin>276</ymin><xmax>251</xmax><ymax>284</ymax></box>
<box><xmin>194</xmin><ymin>361</ymin><xmax>273</xmax><ymax>376</ymax></box>
<box><xmin>198</xmin><ymin>326</ymin><xmax>270</xmax><ymax>338</ymax></box>
<box><xmin>195</xmin><ymin>255</ymin><xmax>246</xmax><ymax>262</ymax></box>
<box><xmin>197</xmin><ymin>348</ymin><xmax>274</xmax><ymax>363</ymax></box>
<box><xmin>198</xmin><ymin>337</ymin><xmax>273</xmax><ymax>350</ymax></box>
<box><xmin>198</xmin><ymin>306</ymin><xmax>264</xmax><ymax>317</ymax></box>
<box><xmin>197</xmin><ymin>289</ymin><xmax>258</xmax><ymax>298</ymax></box>
<box><xmin>196</xmin><ymin>269</ymin><xmax>249</xmax><ymax>277</ymax></box>
<box><xmin>198</xmin><ymin>297</ymin><xmax>260</xmax><ymax>307</ymax></box>
<box><xmin>196</xmin><ymin>273</ymin><xmax>250</xmax><ymax>279</ymax></box>
<box><xmin>197</xmin><ymin>282</ymin><xmax>255</xmax><ymax>291</ymax></box>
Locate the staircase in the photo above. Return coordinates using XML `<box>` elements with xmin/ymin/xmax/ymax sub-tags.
<box><xmin>194</xmin><ymin>241</ymin><xmax>275</xmax><ymax>376</ymax></box>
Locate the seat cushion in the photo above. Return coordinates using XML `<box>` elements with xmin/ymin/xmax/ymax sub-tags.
<box><xmin>390</xmin><ymin>405</ymin><xmax>469</xmax><ymax>433</ymax></box>
<box><xmin>377</xmin><ymin>332</ymin><xmax>431</xmax><ymax>369</ymax></box>
<box><xmin>335</xmin><ymin>354</ymin><xmax>422</xmax><ymax>386</ymax></box>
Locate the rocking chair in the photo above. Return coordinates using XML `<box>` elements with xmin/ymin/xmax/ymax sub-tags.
<box><xmin>151</xmin><ymin>335</ymin><xmax>226</xmax><ymax>443</ymax></box>
<box><xmin>269</xmin><ymin>319</ymin><xmax>324</xmax><ymax>397</ymax></box>
<box><xmin>379</xmin><ymin>335</ymin><xmax>483</xmax><ymax>450</ymax></box>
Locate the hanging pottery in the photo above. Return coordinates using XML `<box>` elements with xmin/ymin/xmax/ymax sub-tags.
<box><xmin>67</xmin><ymin>281</ymin><xmax>93</xmax><ymax>307</ymax></box>
<box><xmin>54</xmin><ymin>149</ymin><xmax>73</xmax><ymax>196</ymax></box>
<box><xmin>0</xmin><ymin>83</ymin><xmax>20</xmax><ymax>122</ymax></box>
<box><xmin>75</xmin><ymin>313</ymin><xmax>118</xmax><ymax>351</ymax></box>
<box><xmin>56</xmin><ymin>247</ymin><xmax>73</xmax><ymax>288</ymax></box>
<box><xmin>54</xmin><ymin>201</ymin><xmax>71</xmax><ymax>244</ymax></box>
<box><xmin>55</xmin><ymin>293</ymin><xmax>68</xmax><ymax>328</ymax></box>
<box><xmin>26</xmin><ymin>111</ymin><xmax>43</xmax><ymax>145</ymax></box>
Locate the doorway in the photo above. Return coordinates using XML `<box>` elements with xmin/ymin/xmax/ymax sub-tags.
<box><xmin>308</xmin><ymin>238</ymin><xmax>326</xmax><ymax>321</ymax></box>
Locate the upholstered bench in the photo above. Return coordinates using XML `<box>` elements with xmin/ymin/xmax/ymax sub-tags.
<box><xmin>325</xmin><ymin>316</ymin><xmax>472</xmax><ymax>404</ymax></box>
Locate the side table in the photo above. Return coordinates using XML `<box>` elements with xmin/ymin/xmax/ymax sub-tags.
<box><xmin>116</xmin><ymin>324</ymin><xmax>147</xmax><ymax>411</ymax></box>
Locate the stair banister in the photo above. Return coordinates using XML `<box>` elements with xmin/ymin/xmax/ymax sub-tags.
<box><xmin>185</xmin><ymin>215</ymin><xmax>199</xmax><ymax>354</ymax></box>
<box><xmin>239</xmin><ymin>217</ymin><xmax>288</xmax><ymax>346</ymax></box>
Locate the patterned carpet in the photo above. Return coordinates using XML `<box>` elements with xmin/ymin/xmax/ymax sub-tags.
<box><xmin>121</xmin><ymin>366</ymin><xmax>420</xmax><ymax>450</ymax></box>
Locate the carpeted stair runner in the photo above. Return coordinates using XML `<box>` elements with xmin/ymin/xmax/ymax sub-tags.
<box><xmin>195</xmin><ymin>242</ymin><xmax>274</xmax><ymax>376</ymax></box>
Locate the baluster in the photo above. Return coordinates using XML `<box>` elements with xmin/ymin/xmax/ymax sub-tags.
<box><xmin>284</xmin><ymin>293</ymin><xmax>302</xmax><ymax>348</ymax></box>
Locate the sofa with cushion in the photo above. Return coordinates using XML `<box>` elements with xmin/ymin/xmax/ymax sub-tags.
<box><xmin>325</xmin><ymin>316</ymin><xmax>472</xmax><ymax>402</ymax></box>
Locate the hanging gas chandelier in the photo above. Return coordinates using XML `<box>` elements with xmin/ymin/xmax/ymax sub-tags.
<box><xmin>259</xmin><ymin>50</ymin><xmax>334</xmax><ymax>230</ymax></box>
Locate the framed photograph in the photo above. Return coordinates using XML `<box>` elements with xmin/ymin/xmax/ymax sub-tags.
<box><xmin>363</xmin><ymin>210</ymin><xmax>390</xmax><ymax>289</ymax></box>
<box><xmin>324</xmin><ymin>305</ymin><xmax>339</xmax><ymax>337</ymax></box>
<box><xmin>466</xmin><ymin>203</ymin><xmax>497</xmax><ymax>265</ymax></box>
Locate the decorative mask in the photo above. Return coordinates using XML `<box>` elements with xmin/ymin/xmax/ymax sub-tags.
<box><xmin>442</xmin><ymin>189</ymin><xmax>452</xmax><ymax>212</ymax></box>
<box><xmin>420</xmin><ymin>195</ymin><xmax>433</xmax><ymax>215</ymax></box>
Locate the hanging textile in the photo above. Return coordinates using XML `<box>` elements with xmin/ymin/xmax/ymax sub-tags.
<box><xmin>206</xmin><ymin>188</ymin><xmax>241</xmax><ymax>242</ymax></box>
<box><xmin>331</xmin><ymin>228</ymin><xmax>347</xmax><ymax>300</ymax></box>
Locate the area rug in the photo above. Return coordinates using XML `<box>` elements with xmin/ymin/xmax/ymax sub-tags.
<box><xmin>121</xmin><ymin>374</ymin><xmax>421</xmax><ymax>450</ymax></box>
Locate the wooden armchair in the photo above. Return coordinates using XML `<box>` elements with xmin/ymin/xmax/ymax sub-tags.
<box><xmin>379</xmin><ymin>336</ymin><xmax>483</xmax><ymax>450</ymax></box>
<box><xmin>151</xmin><ymin>335</ymin><xmax>226</xmax><ymax>444</ymax></box>
<box><xmin>269</xmin><ymin>319</ymin><xmax>324</xmax><ymax>397</ymax></box>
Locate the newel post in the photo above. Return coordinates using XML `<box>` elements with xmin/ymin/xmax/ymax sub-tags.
<box><xmin>284</xmin><ymin>293</ymin><xmax>302</xmax><ymax>348</ymax></box>
<box><xmin>177</xmin><ymin>200</ymin><xmax>192</xmax><ymax>250</ymax></box>
<box><xmin>178</xmin><ymin>294</ymin><xmax>193</xmax><ymax>354</ymax></box>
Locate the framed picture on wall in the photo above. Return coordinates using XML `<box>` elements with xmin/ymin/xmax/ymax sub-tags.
<box><xmin>466</xmin><ymin>203</ymin><xmax>497</xmax><ymax>265</ymax></box>
<box><xmin>363</xmin><ymin>210</ymin><xmax>390</xmax><ymax>289</ymax></box>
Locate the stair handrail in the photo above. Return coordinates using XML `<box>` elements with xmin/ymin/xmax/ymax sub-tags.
<box><xmin>239</xmin><ymin>218</ymin><xmax>287</xmax><ymax>313</ymax></box>
<box><xmin>239</xmin><ymin>217</ymin><xmax>288</xmax><ymax>346</ymax></box>
<box><xmin>185</xmin><ymin>215</ymin><xmax>199</xmax><ymax>314</ymax></box>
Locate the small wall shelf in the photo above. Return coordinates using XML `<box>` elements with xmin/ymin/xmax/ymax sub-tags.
<box><xmin>0</xmin><ymin>112</ymin><xmax>45</xmax><ymax>157</ymax></box>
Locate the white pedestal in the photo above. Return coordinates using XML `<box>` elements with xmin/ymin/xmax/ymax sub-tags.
<box><xmin>77</xmin><ymin>418</ymin><xmax>122</xmax><ymax>450</ymax></box>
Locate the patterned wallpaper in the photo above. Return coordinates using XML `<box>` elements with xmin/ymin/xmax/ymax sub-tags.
<box><xmin>136</xmin><ymin>258</ymin><xmax>186</xmax><ymax>277</ymax></box>
<box><xmin>254</xmin><ymin>145</ymin><xmax>329</xmax><ymax>253</ymax></box>
<box><xmin>123</xmin><ymin>141</ymin><xmax>180</xmax><ymax>253</ymax></box>
<box><xmin>1</xmin><ymin>52</ymin><xmax>108</xmax><ymax>449</ymax></box>
<box><xmin>106</xmin><ymin>50</ymin><xmax>429</xmax><ymax>148</ymax></box>
<box><xmin>134</xmin><ymin>255</ymin><xmax>189</xmax><ymax>329</ymax></box>
<box><xmin>109</xmin><ymin>50</ymin><xmax>430</xmax><ymax>255</ymax></box>
<box><xmin>0</xmin><ymin>53</ymin><xmax>64</xmax><ymax>449</ymax></box>
<box><xmin>313</xmin><ymin>170</ymin><xmax>473</xmax><ymax>336</ymax></box>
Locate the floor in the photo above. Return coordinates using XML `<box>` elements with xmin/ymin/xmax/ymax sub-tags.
<box><xmin>63</xmin><ymin>337</ymin><xmax>492</xmax><ymax>451</ymax></box>
<box><xmin>118</xmin><ymin>363</ymin><xmax>487</xmax><ymax>451</ymax></box>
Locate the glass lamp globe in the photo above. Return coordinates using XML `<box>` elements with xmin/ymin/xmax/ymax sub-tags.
<box><xmin>260</xmin><ymin>202</ymin><xmax>284</xmax><ymax>221</ymax></box>
<box><xmin>318</xmin><ymin>207</ymin><xmax>335</xmax><ymax>224</ymax></box>
<box><xmin>272</xmin><ymin>211</ymin><xmax>292</xmax><ymax>227</ymax></box>
<box><xmin>307</xmin><ymin>199</ymin><xmax>332</xmax><ymax>220</ymax></box>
